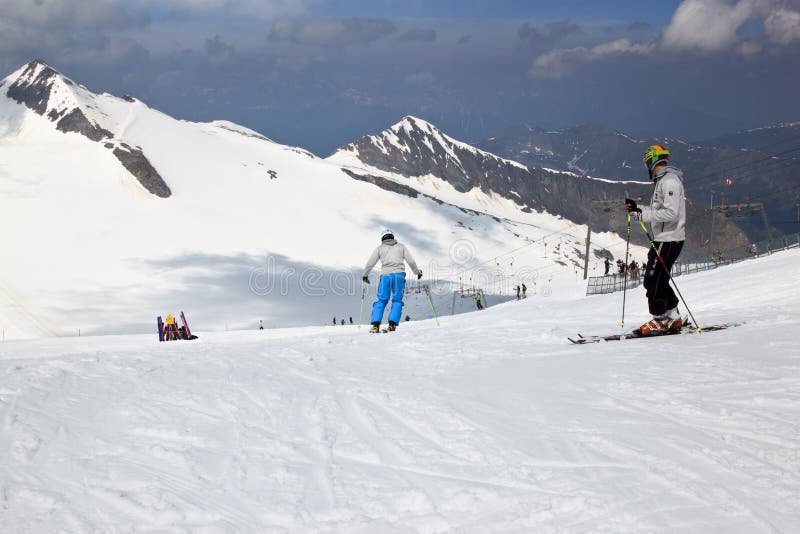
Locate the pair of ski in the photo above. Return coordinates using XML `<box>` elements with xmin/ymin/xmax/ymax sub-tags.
<box><xmin>157</xmin><ymin>311</ymin><xmax>193</xmax><ymax>342</ymax></box>
<box><xmin>369</xmin><ymin>328</ymin><xmax>395</xmax><ymax>334</ymax></box>
<box><xmin>568</xmin><ymin>322</ymin><xmax>741</xmax><ymax>344</ymax></box>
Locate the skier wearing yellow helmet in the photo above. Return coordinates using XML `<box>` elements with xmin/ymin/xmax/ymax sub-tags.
<box><xmin>624</xmin><ymin>144</ymin><xmax>687</xmax><ymax>336</ymax></box>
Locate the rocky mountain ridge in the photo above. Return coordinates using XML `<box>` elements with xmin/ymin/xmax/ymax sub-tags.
<box><xmin>1</xmin><ymin>59</ymin><xmax>170</xmax><ymax>197</ymax></box>
<box><xmin>331</xmin><ymin>117</ymin><xmax>749</xmax><ymax>258</ymax></box>
<box><xmin>476</xmin><ymin>122</ymin><xmax>798</xmax><ymax>240</ymax></box>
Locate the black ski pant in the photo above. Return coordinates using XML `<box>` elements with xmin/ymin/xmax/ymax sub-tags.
<box><xmin>643</xmin><ymin>240</ymin><xmax>683</xmax><ymax>317</ymax></box>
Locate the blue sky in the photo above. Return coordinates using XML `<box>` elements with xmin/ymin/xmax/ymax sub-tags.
<box><xmin>1</xmin><ymin>0</ymin><xmax>798</xmax><ymax>154</ymax></box>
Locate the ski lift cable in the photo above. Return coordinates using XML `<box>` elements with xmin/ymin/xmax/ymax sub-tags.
<box><xmin>457</xmin><ymin>213</ymin><xmax>646</xmax><ymax>280</ymax></box>
<box><xmin>450</xmin><ymin>221</ymin><xmax>582</xmax><ymax>278</ymax></box>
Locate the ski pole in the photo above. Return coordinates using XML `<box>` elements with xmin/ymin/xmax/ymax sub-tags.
<box><xmin>358</xmin><ymin>281</ymin><xmax>367</xmax><ymax>329</ymax></box>
<box><xmin>620</xmin><ymin>214</ymin><xmax>632</xmax><ymax>327</ymax></box>
<box><xmin>636</xmin><ymin>220</ymin><xmax>701</xmax><ymax>333</ymax></box>
<box><xmin>423</xmin><ymin>285</ymin><xmax>440</xmax><ymax>327</ymax></box>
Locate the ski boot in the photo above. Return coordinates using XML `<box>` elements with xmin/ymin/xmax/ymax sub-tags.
<box><xmin>668</xmin><ymin>316</ymin><xmax>685</xmax><ymax>331</ymax></box>
<box><xmin>370</xmin><ymin>323</ymin><xmax>381</xmax><ymax>333</ymax></box>
<box><xmin>638</xmin><ymin>317</ymin><xmax>672</xmax><ymax>336</ymax></box>
<box><xmin>387</xmin><ymin>321</ymin><xmax>397</xmax><ymax>332</ymax></box>
<box><xmin>666</xmin><ymin>307</ymin><xmax>686</xmax><ymax>331</ymax></box>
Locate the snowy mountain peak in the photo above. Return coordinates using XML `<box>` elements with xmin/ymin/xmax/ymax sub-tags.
<box><xmin>330</xmin><ymin>115</ymin><xmax>531</xmax><ymax>193</ymax></box>
<box><xmin>386</xmin><ymin>115</ymin><xmax>490</xmax><ymax>160</ymax></box>
<box><xmin>3</xmin><ymin>59</ymin><xmax>113</xmax><ymax>142</ymax></box>
<box><xmin>391</xmin><ymin>115</ymin><xmax>438</xmax><ymax>135</ymax></box>
<box><xmin>3</xmin><ymin>59</ymin><xmax>69</xmax><ymax>115</ymax></box>
<box><xmin>327</xmin><ymin>116</ymin><xmax>670</xmax><ymax>239</ymax></box>
<box><xmin>1</xmin><ymin>59</ymin><xmax>170</xmax><ymax>197</ymax></box>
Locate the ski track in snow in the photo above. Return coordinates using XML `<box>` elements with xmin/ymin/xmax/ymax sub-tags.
<box><xmin>0</xmin><ymin>251</ymin><xmax>799</xmax><ymax>532</ymax></box>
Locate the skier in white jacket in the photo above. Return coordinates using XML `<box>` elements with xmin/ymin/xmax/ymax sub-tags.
<box><xmin>362</xmin><ymin>229</ymin><xmax>422</xmax><ymax>332</ymax></box>
<box><xmin>625</xmin><ymin>144</ymin><xmax>687</xmax><ymax>336</ymax></box>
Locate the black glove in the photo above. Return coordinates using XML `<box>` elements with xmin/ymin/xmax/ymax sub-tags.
<box><xmin>624</xmin><ymin>198</ymin><xmax>641</xmax><ymax>213</ymax></box>
<box><xmin>417</xmin><ymin>271</ymin><xmax>423</xmax><ymax>280</ymax></box>
<box><xmin>362</xmin><ymin>275</ymin><xmax>369</xmax><ymax>284</ymax></box>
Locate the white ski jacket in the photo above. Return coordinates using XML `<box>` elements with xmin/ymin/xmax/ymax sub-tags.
<box><xmin>363</xmin><ymin>239</ymin><xmax>421</xmax><ymax>277</ymax></box>
<box><xmin>641</xmin><ymin>165</ymin><xmax>686</xmax><ymax>242</ymax></box>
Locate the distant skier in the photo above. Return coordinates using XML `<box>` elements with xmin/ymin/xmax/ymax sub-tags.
<box><xmin>362</xmin><ymin>229</ymin><xmax>422</xmax><ymax>332</ymax></box>
<box><xmin>349</xmin><ymin>316</ymin><xmax>353</xmax><ymax>324</ymax></box>
<box><xmin>521</xmin><ymin>282</ymin><xmax>527</xmax><ymax>298</ymax></box>
<box><xmin>332</xmin><ymin>316</ymin><xmax>336</xmax><ymax>326</ymax></box>
<box><xmin>259</xmin><ymin>320</ymin><xmax>264</xmax><ymax>330</ymax></box>
<box><xmin>341</xmin><ymin>318</ymin><xmax>345</xmax><ymax>325</ymax></box>
<box><xmin>625</xmin><ymin>144</ymin><xmax>686</xmax><ymax>335</ymax></box>
<box><xmin>405</xmin><ymin>315</ymin><xmax>411</xmax><ymax>322</ymax></box>
<box><xmin>515</xmin><ymin>285</ymin><xmax>521</xmax><ymax>300</ymax></box>
<box><xmin>616</xmin><ymin>259</ymin><xmax>625</xmax><ymax>274</ymax></box>
<box><xmin>604</xmin><ymin>258</ymin><xmax>611</xmax><ymax>275</ymax></box>
<box><xmin>475</xmin><ymin>291</ymin><xmax>484</xmax><ymax>310</ymax></box>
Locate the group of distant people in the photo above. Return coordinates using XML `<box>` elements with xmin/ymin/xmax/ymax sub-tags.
<box><xmin>328</xmin><ymin>313</ymin><xmax>413</xmax><ymax>327</ymax></box>
<box><xmin>604</xmin><ymin>257</ymin><xmax>644</xmax><ymax>280</ymax></box>
<box><xmin>515</xmin><ymin>283</ymin><xmax>527</xmax><ymax>300</ymax></box>
<box><xmin>710</xmin><ymin>243</ymin><xmax>759</xmax><ymax>264</ymax></box>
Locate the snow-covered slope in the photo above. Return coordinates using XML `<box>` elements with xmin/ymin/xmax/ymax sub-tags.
<box><xmin>0</xmin><ymin>61</ymin><xmax>643</xmax><ymax>339</ymax></box>
<box><xmin>1</xmin><ymin>249</ymin><xmax>798</xmax><ymax>533</ymax></box>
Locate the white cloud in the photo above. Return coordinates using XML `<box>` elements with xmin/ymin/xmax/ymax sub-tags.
<box><xmin>661</xmin><ymin>0</ymin><xmax>772</xmax><ymax>52</ymax></box>
<box><xmin>764</xmin><ymin>7</ymin><xmax>800</xmax><ymax>45</ymax></box>
<box><xmin>529</xmin><ymin>0</ymin><xmax>800</xmax><ymax>79</ymax></box>
<box><xmin>530</xmin><ymin>39</ymin><xmax>654</xmax><ymax>79</ymax></box>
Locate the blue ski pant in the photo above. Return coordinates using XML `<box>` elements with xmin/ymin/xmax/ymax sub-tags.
<box><xmin>371</xmin><ymin>272</ymin><xmax>406</xmax><ymax>325</ymax></box>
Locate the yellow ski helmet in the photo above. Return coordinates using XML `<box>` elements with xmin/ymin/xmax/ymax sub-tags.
<box><xmin>643</xmin><ymin>145</ymin><xmax>670</xmax><ymax>177</ymax></box>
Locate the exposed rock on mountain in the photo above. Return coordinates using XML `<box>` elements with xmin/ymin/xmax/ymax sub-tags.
<box><xmin>2</xmin><ymin>59</ymin><xmax>170</xmax><ymax>198</ymax></box>
<box><xmin>112</xmin><ymin>144</ymin><xmax>172</xmax><ymax>198</ymax></box>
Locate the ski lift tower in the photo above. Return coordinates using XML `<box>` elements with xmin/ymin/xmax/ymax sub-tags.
<box><xmin>709</xmin><ymin>201</ymin><xmax>772</xmax><ymax>256</ymax></box>
<box><xmin>451</xmin><ymin>286</ymin><xmax>485</xmax><ymax>315</ymax></box>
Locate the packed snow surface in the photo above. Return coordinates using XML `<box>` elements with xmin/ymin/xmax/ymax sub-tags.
<box><xmin>1</xmin><ymin>250</ymin><xmax>798</xmax><ymax>533</ymax></box>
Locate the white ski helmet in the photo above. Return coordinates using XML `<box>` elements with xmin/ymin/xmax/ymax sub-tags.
<box><xmin>380</xmin><ymin>228</ymin><xmax>394</xmax><ymax>241</ymax></box>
